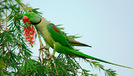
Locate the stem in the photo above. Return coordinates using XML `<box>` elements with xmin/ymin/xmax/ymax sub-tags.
<box><xmin>43</xmin><ymin>50</ymin><xmax>52</xmax><ymax>70</ymax></box>
<box><xmin>19</xmin><ymin>43</ymin><xmax>24</xmax><ymax>56</ymax></box>
<box><xmin>37</xmin><ymin>30</ymin><xmax>51</xmax><ymax>75</ymax></box>
<box><xmin>18</xmin><ymin>34</ymin><xmax>24</xmax><ymax>56</ymax></box>
<box><xmin>38</xmin><ymin>49</ymin><xmax>41</xmax><ymax>62</ymax></box>
<box><xmin>37</xmin><ymin>30</ymin><xmax>44</xmax><ymax>64</ymax></box>
<box><xmin>2</xmin><ymin>43</ymin><xmax>4</xmax><ymax>57</ymax></box>
<box><xmin>37</xmin><ymin>30</ymin><xmax>43</xmax><ymax>48</ymax></box>
<box><xmin>5</xmin><ymin>42</ymin><xmax>10</xmax><ymax>70</ymax></box>
<box><xmin>5</xmin><ymin>2</ymin><xmax>9</xmax><ymax>70</ymax></box>
<box><xmin>43</xmin><ymin>51</ymin><xmax>51</xmax><ymax>76</ymax></box>
<box><xmin>5</xmin><ymin>52</ymin><xmax>9</xmax><ymax>70</ymax></box>
<box><xmin>0</xmin><ymin>3</ymin><xmax>2</xmax><ymax>33</ymax></box>
<box><xmin>85</xmin><ymin>59</ymin><xmax>108</xmax><ymax>73</ymax></box>
<box><xmin>17</xmin><ymin>1</ymin><xmax>32</xmax><ymax>12</ymax></box>
<box><xmin>41</xmin><ymin>50</ymin><xmax>44</xmax><ymax>64</ymax></box>
<box><xmin>6</xmin><ymin>5</ymin><xmax>7</xmax><ymax>29</ymax></box>
<box><xmin>57</xmin><ymin>63</ymin><xmax>69</xmax><ymax>76</ymax></box>
<box><xmin>52</xmin><ymin>57</ymin><xmax>59</xmax><ymax>76</ymax></box>
<box><xmin>73</xmin><ymin>58</ymin><xmax>85</xmax><ymax>75</ymax></box>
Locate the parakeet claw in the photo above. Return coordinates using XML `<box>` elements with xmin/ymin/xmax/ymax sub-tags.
<box><xmin>48</xmin><ymin>54</ymin><xmax>54</xmax><ymax>60</ymax></box>
<box><xmin>39</xmin><ymin>46</ymin><xmax>49</xmax><ymax>50</ymax></box>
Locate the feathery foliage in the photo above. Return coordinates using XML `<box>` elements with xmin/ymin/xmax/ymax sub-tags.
<box><xmin>0</xmin><ymin>0</ymin><xmax>117</xmax><ymax>76</ymax></box>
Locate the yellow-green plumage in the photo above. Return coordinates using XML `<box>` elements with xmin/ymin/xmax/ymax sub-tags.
<box><xmin>23</xmin><ymin>12</ymin><xmax>133</xmax><ymax>69</ymax></box>
<box><xmin>35</xmin><ymin>18</ymin><xmax>55</xmax><ymax>48</ymax></box>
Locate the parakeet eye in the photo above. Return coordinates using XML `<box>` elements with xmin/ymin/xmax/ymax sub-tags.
<box><xmin>30</xmin><ymin>14</ymin><xmax>33</xmax><ymax>16</ymax></box>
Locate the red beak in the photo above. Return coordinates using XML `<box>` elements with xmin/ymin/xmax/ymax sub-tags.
<box><xmin>22</xmin><ymin>16</ymin><xmax>31</xmax><ymax>24</ymax></box>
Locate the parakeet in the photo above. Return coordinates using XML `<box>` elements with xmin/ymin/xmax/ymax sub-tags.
<box><xmin>22</xmin><ymin>12</ymin><xmax>133</xmax><ymax>69</ymax></box>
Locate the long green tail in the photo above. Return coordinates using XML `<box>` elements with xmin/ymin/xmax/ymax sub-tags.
<box><xmin>69</xmin><ymin>48</ymin><xmax>133</xmax><ymax>69</ymax></box>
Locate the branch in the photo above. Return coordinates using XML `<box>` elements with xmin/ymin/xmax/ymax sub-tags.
<box><xmin>73</xmin><ymin>58</ymin><xmax>85</xmax><ymax>75</ymax></box>
<box><xmin>85</xmin><ymin>59</ymin><xmax>116</xmax><ymax>76</ymax></box>
<box><xmin>5</xmin><ymin>51</ymin><xmax>9</xmax><ymax>70</ymax></box>
<box><xmin>57</xmin><ymin>63</ymin><xmax>69</xmax><ymax>76</ymax></box>
<box><xmin>5</xmin><ymin>43</ymin><xmax>10</xmax><ymax>70</ymax></box>
<box><xmin>52</xmin><ymin>57</ymin><xmax>59</xmax><ymax>76</ymax></box>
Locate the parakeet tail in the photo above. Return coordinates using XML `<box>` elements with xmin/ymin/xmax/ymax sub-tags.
<box><xmin>69</xmin><ymin>48</ymin><xmax>133</xmax><ymax>69</ymax></box>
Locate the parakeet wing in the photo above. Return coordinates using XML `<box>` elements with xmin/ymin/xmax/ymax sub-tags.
<box><xmin>47</xmin><ymin>23</ymin><xmax>73</xmax><ymax>49</ymax></box>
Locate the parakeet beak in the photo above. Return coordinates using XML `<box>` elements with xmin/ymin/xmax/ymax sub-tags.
<box><xmin>22</xmin><ymin>16</ymin><xmax>31</xmax><ymax>24</ymax></box>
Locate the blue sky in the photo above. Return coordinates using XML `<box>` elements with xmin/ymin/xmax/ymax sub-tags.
<box><xmin>23</xmin><ymin>0</ymin><xmax>133</xmax><ymax>76</ymax></box>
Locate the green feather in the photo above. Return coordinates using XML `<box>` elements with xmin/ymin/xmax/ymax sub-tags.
<box><xmin>24</xmin><ymin>12</ymin><xmax>41</xmax><ymax>24</ymax></box>
<box><xmin>47</xmin><ymin>23</ymin><xmax>73</xmax><ymax>49</ymax></box>
<box><xmin>23</xmin><ymin>12</ymin><xmax>133</xmax><ymax>69</ymax></box>
<box><xmin>54</xmin><ymin>42</ymin><xmax>133</xmax><ymax>69</ymax></box>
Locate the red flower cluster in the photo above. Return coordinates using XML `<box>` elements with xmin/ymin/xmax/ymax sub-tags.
<box><xmin>23</xmin><ymin>26</ymin><xmax>36</xmax><ymax>44</ymax></box>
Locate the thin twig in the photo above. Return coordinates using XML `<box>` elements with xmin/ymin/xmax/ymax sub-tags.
<box><xmin>5</xmin><ymin>4</ymin><xmax>7</xmax><ymax>29</ymax></box>
<box><xmin>43</xmin><ymin>50</ymin><xmax>52</xmax><ymax>70</ymax></box>
<box><xmin>41</xmin><ymin>50</ymin><xmax>44</xmax><ymax>64</ymax></box>
<box><xmin>85</xmin><ymin>59</ymin><xmax>107</xmax><ymax>71</ymax></box>
<box><xmin>38</xmin><ymin>49</ymin><xmax>41</xmax><ymax>62</ymax></box>
<box><xmin>37</xmin><ymin>30</ymin><xmax>43</xmax><ymax>47</ymax></box>
<box><xmin>5</xmin><ymin>2</ymin><xmax>9</xmax><ymax>70</ymax></box>
<box><xmin>73</xmin><ymin>58</ymin><xmax>85</xmax><ymax>75</ymax></box>
<box><xmin>19</xmin><ymin>43</ymin><xmax>24</xmax><ymax>56</ymax></box>
<box><xmin>37</xmin><ymin>30</ymin><xmax>43</xmax><ymax>62</ymax></box>
<box><xmin>5</xmin><ymin>43</ymin><xmax>10</xmax><ymax>70</ymax></box>
<box><xmin>0</xmin><ymin>4</ymin><xmax>2</xmax><ymax>33</ymax></box>
<box><xmin>68</xmin><ymin>58</ymin><xmax>78</xmax><ymax>75</ymax></box>
<box><xmin>57</xmin><ymin>63</ymin><xmax>69</xmax><ymax>76</ymax></box>
<box><xmin>5</xmin><ymin>51</ymin><xmax>9</xmax><ymax>70</ymax></box>
<box><xmin>52</xmin><ymin>57</ymin><xmax>59</xmax><ymax>76</ymax></box>
<box><xmin>2</xmin><ymin>43</ymin><xmax>4</xmax><ymax>57</ymax></box>
<box><xmin>37</xmin><ymin>30</ymin><xmax>46</xmax><ymax>65</ymax></box>
<box><xmin>17</xmin><ymin>1</ymin><xmax>32</xmax><ymax>12</ymax></box>
<box><xmin>85</xmin><ymin>59</ymin><xmax>114</xmax><ymax>76</ymax></box>
<box><xmin>37</xmin><ymin>30</ymin><xmax>51</xmax><ymax>76</ymax></box>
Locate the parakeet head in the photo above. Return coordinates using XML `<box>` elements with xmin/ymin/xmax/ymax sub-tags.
<box><xmin>22</xmin><ymin>12</ymin><xmax>40</xmax><ymax>45</ymax></box>
<box><xmin>23</xmin><ymin>12</ymin><xmax>42</xmax><ymax>25</ymax></box>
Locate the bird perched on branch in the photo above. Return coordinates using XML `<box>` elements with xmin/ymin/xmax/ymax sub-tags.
<box><xmin>22</xmin><ymin>12</ymin><xmax>133</xmax><ymax>69</ymax></box>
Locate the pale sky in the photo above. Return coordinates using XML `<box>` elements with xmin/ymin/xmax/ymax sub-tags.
<box><xmin>23</xmin><ymin>0</ymin><xmax>133</xmax><ymax>76</ymax></box>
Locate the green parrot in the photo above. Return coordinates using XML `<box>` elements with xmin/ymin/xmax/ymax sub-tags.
<box><xmin>22</xmin><ymin>12</ymin><xmax>133</xmax><ymax>69</ymax></box>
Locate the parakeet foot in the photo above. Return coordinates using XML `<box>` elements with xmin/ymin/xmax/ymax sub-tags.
<box><xmin>39</xmin><ymin>46</ymin><xmax>49</xmax><ymax>50</ymax></box>
<box><xmin>48</xmin><ymin>54</ymin><xmax>54</xmax><ymax>60</ymax></box>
